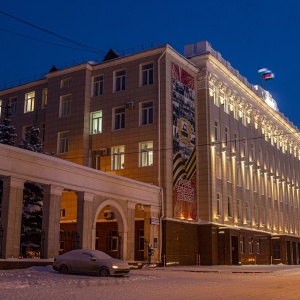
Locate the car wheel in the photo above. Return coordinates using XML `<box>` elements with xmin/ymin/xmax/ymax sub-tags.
<box><xmin>59</xmin><ymin>265</ymin><xmax>69</xmax><ymax>275</ymax></box>
<box><xmin>99</xmin><ymin>267</ymin><xmax>110</xmax><ymax>277</ymax></box>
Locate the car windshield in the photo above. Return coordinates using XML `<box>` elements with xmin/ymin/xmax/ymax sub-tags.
<box><xmin>88</xmin><ymin>250</ymin><xmax>112</xmax><ymax>260</ymax></box>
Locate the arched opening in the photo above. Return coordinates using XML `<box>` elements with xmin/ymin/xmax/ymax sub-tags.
<box><xmin>93</xmin><ymin>200</ymin><xmax>127</xmax><ymax>259</ymax></box>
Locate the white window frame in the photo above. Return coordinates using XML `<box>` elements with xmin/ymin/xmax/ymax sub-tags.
<box><xmin>58</xmin><ymin>131</ymin><xmax>69</xmax><ymax>154</ymax></box>
<box><xmin>140</xmin><ymin>101</ymin><xmax>153</xmax><ymax>126</ymax></box>
<box><xmin>90</xmin><ymin>111</ymin><xmax>102</xmax><ymax>134</ymax></box>
<box><xmin>113</xmin><ymin>106</ymin><xmax>125</xmax><ymax>130</ymax></box>
<box><xmin>140</xmin><ymin>62</ymin><xmax>153</xmax><ymax>86</ymax></box>
<box><xmin>24</xmin><ymin>91</ymin><xmax>35</xmax><ymax>113</ymax></box>
<box><xmin>93</xmin><ymin>75</ymin><xmax>104</xmax><ymax>97</ymax></box>
<box><xmin>111</xmin><ymin>145</ymin><xmax>125</xmax><ymax>170</ymax></box>
<box><xmin>214</xmin><ymin>121</ymin><xmax>220</xmax><ymax>142</ymax></box>
<box><xmin>114</xmin><ymin>69</ymin><xmax>126</xmax><ymax>92</ymax></box>
<box><xmin>61</xmin><ymin>78</ymin><xmax>72</xmax><ymax>88</ymax></box>
<box><xmin>227</xmin><ymin>196</ymin><xmax>233</xmax><ymax>218</ymax></box>
<box><xmin>139</xmin><ymin>141</ymin><xmax>153</xmax><ymax>167</ymax></box>
<box><xmin>60</xmin><ymin>94</ymin><xmax>72</xmax><ymax>117</ymax></box>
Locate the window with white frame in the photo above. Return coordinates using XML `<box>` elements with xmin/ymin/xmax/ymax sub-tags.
<box><xmin>226</xmin><ymin>160</ymin><xmax>231</xmax><ymax>182</ymax></box>
<box><xmin>90</xmin><ymin>111</ymin><xmax>102</xmax><ymax>134</ymax></box>
<box><xmin>114</xmin><ymin>70</ymin><xmax>126</xmax><ymax>92</ymax></box>
<box><xmin>236</xmin><ymin>165</ymin><xmax>241</xmax><ymax>186</ymax></box>
<box><xmin>217</xmin><ymin>193</ymin><xmax>222</xmax><ymax>216</ymax></box>
<box><xmin>60</xmin><ymin>94</ymin><xmax>71</xmax><ymax>117</ymax></box>
<box><xmin>233</xmin><ymin>104</ymin><xmax>238</xmax><ymax>120</ymax></box>
<box><xmin>214</xmin><ymin>121</ymin><xmax>220</xmax><ymax>142</ymax></box>
<box><xmin>224</xmin><ymin>127</ymin><xmax>229</xmax><ymax>147</ymax></box>
<box><xmin>237</xmin><ymin>199</ymin><xmax>242</xmax><ymax>220</ymax></box>
<box><xmin>42</xmin><ymin>88</ymin><xmax>48</xmax><ymax>108</ymax></box>
<box><xmin>111</xmin><ymin>145</ymin><xmax>125</xmax><ymax>170</ymax></box>
<box><xmin>209</xmin><ymin>87</ymin><xmax>216</xmax><ymax>105</ymax></box>
<box><xmin>140</xmin><ymin>101</ymin><xmax>153</xmax><ymax>125</ymax></box>
<box><xmin>10</xmin><ymin>97</ymin><xmax>17</xmax><ymax>115</ymax></box>
<box><xmin>216</xmin><ymin>156</ymin><xmax>221</xmax><ymax>178</ymax></box>
<box><xmin>93</xmin><ymin>75</ymin><xmax>104</xmax><ymax>96</ymax></box>
<box><xmin>253</xmin><ymin>172</ymin><xmax>257</xmax><ymax>192</ymax></box>
<box><xmin>218</xmin><ymin>93</ymin><xmax>224</xmax><ymax>106</ymax></box>
<box><xmin>113</xmin><ymin>106</ymin><xmax>125</xmax><ymax>130</ymax></box>
<box><xmin>141</xmin><ymin>63</ymin><xmax>153</xmax><ymax>86</ymax></box>
<box><xmin>58</xmin><ymin>131</ymin><xmax>69</xmax><ymax>154</ymax></box>
<box><xmin>139</xmin><ymin>141</ymin><xmax>153</xmax><ymax>167</ymax></box>
<box><xmin>250</xmin><ymin>143</ymin><xmax>255</xmax><ymax>162</ymax></box>
<box><xmin>246</xmin><ymin>201</ymin><xmax>250</xmax><ymax>221</ymax></box>
<box><xmin>24</xmin><ymin>91</ymin><xmax>35</xmax><ymax>113</ymax></box>
<box><xmin>248</xmin><ymin>237</ymin><xmax>253</xmax><ymax>254</ymax></box>
<box><xmin>224</xmin><ymin>96</ymin><xmax>229</xmax><ymax>114</ymax></box>
<box><xmin>227</xmin><ymin>196</ymin><xmax>233</xmax><ymax>218</ymax></box>
<box><xmin>240</xmin><ymin>236</ymin><xmax>244</xmax><ymax>253</ymax></box>
<box><xmin>61</xmin><ymin>78</ymin><xmax>72</xmax><ymax>88</ymax></box>
<box><xmin>245</xmin><ymin>167</ymin><xmax>250</xmax><ymax>189</ymax></box>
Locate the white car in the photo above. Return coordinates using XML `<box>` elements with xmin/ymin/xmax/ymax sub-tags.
<box><xmin>53</xmin><ymin>249</ymin><xmax>130</xmax><ymax>277</ymax></box>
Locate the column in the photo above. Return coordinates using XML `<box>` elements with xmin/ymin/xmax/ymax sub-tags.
<box><xmin>126</xmin><ymin>202</ymin><xmax>136</xmax><ymax>261</ymax></box>
<box><xmin>76</xmin><ymin>192</ymin><xmax>94</xmax><ymax>249</ymax></box>
<box><xmin>2</xmin><ymin>176</ymin><xmax>25</xmax><ymax>258</ymax></box>
<box><xmin>42</xmin><ymin>184</ymin><xmax>64</xmax><ymax>258</ymax></box>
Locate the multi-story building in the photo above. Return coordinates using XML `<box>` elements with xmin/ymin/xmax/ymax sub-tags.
<box><xmin>1</xmin><ymin>41</ymin><xmax>300</xmax><ymax>265</ymax></box>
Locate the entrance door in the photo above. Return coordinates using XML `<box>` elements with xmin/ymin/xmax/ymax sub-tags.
<box><xmin>231</xmin><ymin>236</ymin><xmax>239</xmax><ymax>265</ymax></box>
<box><xmin>286</xmin><ymin>241</ymin><xmax>291</xmax><ymax>265</ymax></box>
<box><xmin>218</xmin><ymin>232</ymin><xmax>226</xmax><ymax>265</ymax></box>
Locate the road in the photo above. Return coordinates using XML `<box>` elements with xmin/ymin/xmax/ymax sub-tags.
<box><xmin>1</xmin><ymin>265</ymin><xmax>300</xmax><ymax>299</ymax></box>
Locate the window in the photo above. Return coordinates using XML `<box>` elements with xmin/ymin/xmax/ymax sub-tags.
<box><xmin>110</xmin><ymin>231</ymin><xmax>119</xmax><ymax>251</ymax></box>
<box><xmin>10</xmin><ymin>97</ymin><xmax>17</xmax><ymax>115</ymax></box>
<box><xmin>253</xmin><ymin>172</ymin><xmax>257</xmax><ymax>192</ymax></box>
<box><xmin>58</xmin><ymin>131</ymin><xmax>69</xmax><ymax>154</ymax></box>
<box><xmin>237</xmin><ymin>199</ymin><xmax>242</xmax><ymax>220</ymax></box>
<box><xmin>91</xmin><ymin>150</ymin><xmax>101</xmax><ymax>170</ymax></box>
<box><xmin>236</xmin><ymin>165</ymin><xmax>241</xmax><ymax>186</ymax></box>
<box><xmin>209</xmin><ymin>87</ymin><xmax>216</xmax><ymax>105</ymax></box>
<box><xmin>227</xmin><ymin>196</ymin><xmax>233</xmax><ymax>218</ymax></box>
<box><xmin>114</xmin><ymin>70</ymin><xmax>126</xmax><ymax>92</ymax></box>
<box><xmin>60</xmin><ymin>209</ymin><xmax>66</xmax><ymax>218</ymax></box>
<box><xmin>246</xmin><ymin>202</ymin><xmax>250</xmax><ymax>221</ymax></box>
<box><xmin>260</xmin><ymin>175</ymin><xmax>265</xmax><ymax>195</ymax></box>
<box><xmin>140</xmin><ymin>101</ymin><xmax>153</xmax><ymax>125</ymax></box>
<box><xmin>60</xmin><ymin>94</ymin><xmax>71</xmax><ymax>117</ymax></box>
<box><xmin>248</xmin><ymin>237</ymin><xmax>253</xmax><ymax>254</ymax></box>
<box><xmin>90</xmin><ymin>111</ymin><xmax>102</xmax><ymax>134</ymax></box>
<box><xmin>240</xmin><ymin>236</ymin><xmax>244</xmax><ymax>253</ymax></box>
<box><xmin>61</xmin><ymin>78</ymin><xmax>72</xmax><ymax>88</ymax></box>
<box><xmin>254</xmin><ymin>203</ymin><xmax>258</xmax><ymax>223</ymax></box>
<box><xmin>250</xmin><ymin>143</ymin><xmax>255</xmax><ymax>162</ymax></box>
<box><xmin>262</xmin><ymin>206</ymin><xmax>265</xmax><ymax>225</ymax></box>
<box><xmin>272</xmin><ymin>239</ymin><xmax>281</xmax><ymax>259</ymax></box>
<box><xmin>234</xmin><ymin>133</ymin><xmax>238</xmax><ymax>152</ymax></box>
<box><xmin>233</xmin><ymin>104</ymin><xmax>238</xmax><ymax>120</ymax></box>
<box><xmin>93</xmin><ymin>75</ymin><xmax>104</xmax><ymax>96</ymax></box>
<box><xmin>216</xmin><ymin>156</ymin><xmax>221</xmax><ymax>178</ymax></box>
<box><xmin>24</xmin><ymin>91</ymin><xmax>35</xmax><ymax>113</ymax></box>
<box><xmin>139</xmin><ymin>229</ymin><xmax>144</xmax><ymax>251</ymax></box>
<box><xmin>214</xmin><ymin>121</ymin><xmax>220</xmax><ymax>142</ymax></box>
<box><xmin>217</xmin><ymin>193</ymin><xmax>222</xmax><ymax>216</ymax></box>
<box><xmin>245</xmin><ymin>167</ymin><xmax>250</xmax><ymax>189</ymax></box>
<box><xmin>141</xmin><ymin>63</ymin><xmax>153</xmax><ymax>86</ymax></box>
<box><xmin>113</xmin><ymin>106</ymin><xmax>125</xmax><ymax>130</ymax></box>
<box><xmin>224</xmin><ymin>127</ymin><xmax>229</xmax><ymax>147</ymax></box>
<box><xmin>257</xmin><ymin>238</ymin><xmax>261</xmax><ymax>254</ymax></box>
<box><xmin>139</xmin><ymin>141</ymin><xmax>153</xmax><ymax>167</ymax></box>
<box><xmin>224</xmin><ymin>96</ymin><xmax>229</xmax><ymax>114</ymax></box>
<box><xmin>42</xmin><ymin>88</ymin><xmax>48</xmax><ymax>108</ymax></box>
<box><xmin>226</xmin><ymin>160</ymin><xmax>231</xmax><ymax>182</ymax></box>
<box><xmin>111</xmin><ymin>145</ymin><xmax>125</xmax><ymax>170</ymax></box>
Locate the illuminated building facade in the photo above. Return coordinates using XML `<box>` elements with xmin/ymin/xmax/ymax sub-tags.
<box><xmin>1</xmin><ymin>41</ymin><xmax>300</xmax><ymax>265</ymax></box>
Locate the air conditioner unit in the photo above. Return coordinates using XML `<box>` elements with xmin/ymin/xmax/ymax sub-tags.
<box><xmin>103</xmin><ymin>210</ymin><xmax>115</xmax><ymax>220</ymax></box>
<box><xmin>126</xmin><ymin>101</ymin><xmax>134</xmax><ymax>110</ymax></box>
<box><xmin>99</xmin><ymin>148</ymin><xmax>110</xmax><ymax>156</ymax></box>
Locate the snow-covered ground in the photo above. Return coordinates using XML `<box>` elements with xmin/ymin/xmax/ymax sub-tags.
<box><xmin>1</xmin><ymin>265</ymin><xmax>300</xmax><ymax>299</ymax></box>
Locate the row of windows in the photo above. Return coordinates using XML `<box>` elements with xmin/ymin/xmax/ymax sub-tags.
<box><xmin>58</xmin><ymin>131</ymin><xmax>153</xmax><ymax>169</ymax></box>
<box><xmin>215</xmin><ymin>156</ymin><xmax>300</xmax><ymax>206</ymax></box>
<box><xmin>0</xmin><ymin>62</ymin><xmax>154</xmax><ymax>117</ymax></box>
<box><xmin>92</xmin><ymin>62</ymin><xmax>154</xmax><ymax>96</ymax></box>
<box><xmin>216</xmin><ymin>193</ymin><xmax>298</xmax><ymax>232</ymax></box>
<box><xmin>90</xmin><ymin>101</ymin><xmax>153</xmax><ymax>133</ymax></box>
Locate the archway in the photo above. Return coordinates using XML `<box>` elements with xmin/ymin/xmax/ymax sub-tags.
<box><xmin>92</xmin><ymin>200</ymin><xmax>128</xmax><ymax>260</ymax></box>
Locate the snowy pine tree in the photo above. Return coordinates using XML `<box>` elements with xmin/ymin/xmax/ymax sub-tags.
<box><xmin>0</xmin><ymin>99</ymin><xmax>17</xmax><ymax>145</ymax></box>
<box><xmin>20</xmin><ymin>182</ymin><xmax>43</xmax><ymax>257</ymax></box>
<box><xmin>19</xmin><ymin>113</ymin><xmax>43</xmax><ymax>153</ymax></box>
